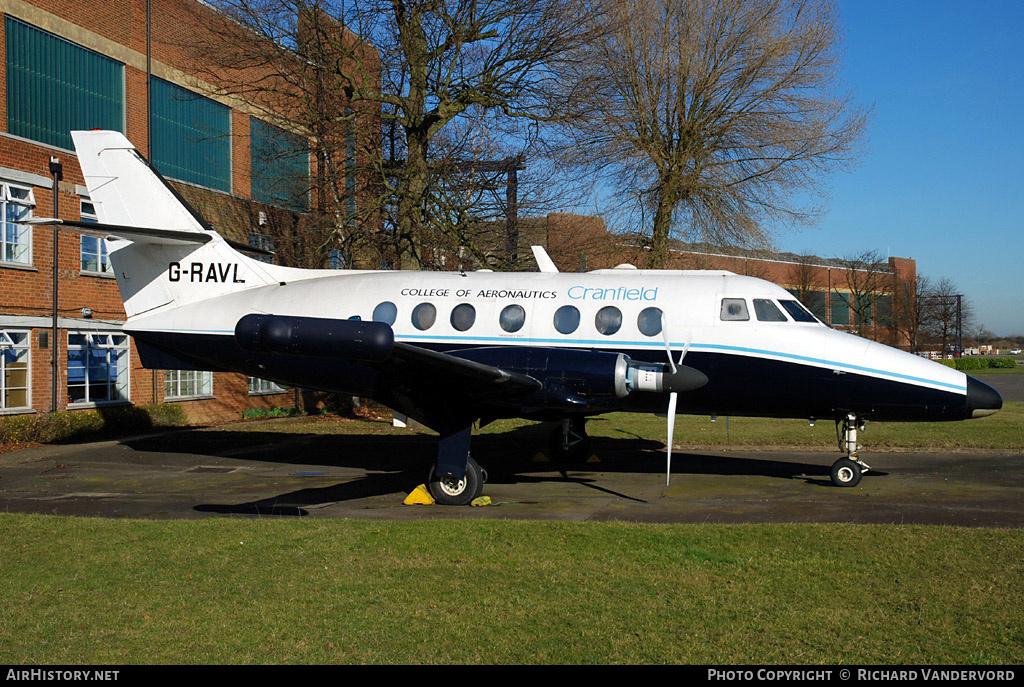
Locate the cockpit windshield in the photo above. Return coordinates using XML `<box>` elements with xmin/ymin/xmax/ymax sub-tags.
<box><xmin>779</xmin><ymin>299</ymin><xmax>819</xmax><ymax>323</ymax></box>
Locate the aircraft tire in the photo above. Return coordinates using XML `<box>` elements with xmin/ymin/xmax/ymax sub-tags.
<box><xmin>830</xmin><ymin>458</ymin><xmax>863</xmax><ymax>488</ymax></box>
<box><xmin>427</xmin><ymin>455</ymin><xmax>484</xmax><ymax>506</ymax></box>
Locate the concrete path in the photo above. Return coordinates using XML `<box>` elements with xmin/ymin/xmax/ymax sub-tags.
<box><xmin>2</xmin><ymin>425</ymin><xmax>1020</xmax><ymax>527</ymax></box>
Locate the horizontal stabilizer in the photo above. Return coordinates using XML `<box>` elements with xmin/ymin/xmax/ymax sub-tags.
<box><xmin>26</xmin><ymin>217</ymin><xmax>211</xmax><ymax>246</ymax></box>
<box><xmin>23</xmin><ymin>218</ymin><xmax>274</xmax><ymax>256</ymax></box>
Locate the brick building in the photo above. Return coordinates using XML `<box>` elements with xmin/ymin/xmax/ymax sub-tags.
<box><xmin>0</xmin><ymin>0</ymin><xmax>374</xmax><ymax>422</ymax></box>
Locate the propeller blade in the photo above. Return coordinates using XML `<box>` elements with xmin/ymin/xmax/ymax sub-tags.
<box><xmin>666</xmin><ymin>391</ymin><xmax>678</xmax><ymax>485</ymax></box>
<box><xmin>661</xmin><ymin>312</ymin><xmax>677</xmax><ymax>374</ymax></box>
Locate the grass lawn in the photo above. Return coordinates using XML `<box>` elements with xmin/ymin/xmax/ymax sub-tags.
<box><xmin>2</xmin><ymin>402</ymin><xmax>1021</xmax><ymax>664</ymax></box>
<box><xmin>1</xmin><ymin>515</ymin><xmax>1021</xmax><ymax>664</ymax></box>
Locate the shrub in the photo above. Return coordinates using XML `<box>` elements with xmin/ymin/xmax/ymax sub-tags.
<box><xmin>0</xmin><ymin>404</ymin><xmax>187</xmax><ymax>446</ymax></box>
<box><xmin>241</xmin><ymin>406</ymin><xmax>304</xmax><ymax>420</ymax></box>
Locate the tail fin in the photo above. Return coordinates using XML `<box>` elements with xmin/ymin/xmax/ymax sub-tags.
<box><xmin>71</xmin><ymin>130</ymin><xmax>277</xmax><ymax>318</ymax></box>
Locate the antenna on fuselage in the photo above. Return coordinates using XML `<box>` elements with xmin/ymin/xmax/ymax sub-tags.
<box><xmin>531</xmin><ymin>246</ymin><xmax>558</xmax><ymax>273</ymax></box>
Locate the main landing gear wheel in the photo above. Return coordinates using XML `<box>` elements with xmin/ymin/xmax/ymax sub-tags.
<box><xmin>427</xmin><ymin>455</ymin><xmax>484</xmax><ymax>506</ymax></box>
<box><xmin>830</xmin><ymin>457</ymin><xmax>863</xmax><ymax>488</ymax></box>
<box><xmin>548</xmin><ymin>418</ymin><xmax>591</xmax><ymax>462</ymax></box>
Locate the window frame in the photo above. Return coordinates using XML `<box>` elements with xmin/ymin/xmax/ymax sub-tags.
<box><xmin>753</xmin><ymin>298</ymin><xmax>788</xmax><ymax>323</ymax></box>
<box><xmin>80</xmin><ymin>234</ymin><xmax>113</xmax><ymax>275</ymax></box>
<box><xmin>0</xmin><ymin>180</ymin><xmax>35</xmax><ymax>267</ymax></box>
<box><xmin>67</xmin><ymin>331</ymin><xmax>130</xmax><ymax>407</ymax></box>
<box><xmin>163</xmin><ymin>369</ymin><xmax>213</xmax><ymax>401</ymax></box>
<box><xmin>248</xmin><ymin>376</ymin><xmax>286</xmax><ymax>396</ymax></box>
<box><xmin>720</xmin><ymin>298</ymin><xmax>750</xmax><ymax>322</ymax></box>
<box><xmin>0</xmin><ymin>329</ymin><xmax>31</xmax><ymax>411</ymax></box>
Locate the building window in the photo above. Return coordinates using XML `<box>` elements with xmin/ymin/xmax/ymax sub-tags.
<box><xmin>5</xmin><ymin>17</ymin><xmax>124</xmax><ymax>151</ymax></box>
<box><xmin>80</xmin><ymin>198</ymin><xmax>98</xmax><ymax>223</ymax></box>
<box><xmin>328</xmin><ymin>249</ymin><xmax>346</xmax><ymax>269</ymax></box>
<box><xmin>831</xmin><ymin>293</ymin><xmax>851</xmax><ymax>326</ymax></box>
<box><xmin>67</xmin><ymin>332</ymin><xmax>129</xmax><ymax>405</ymax></box>
<box><xmin>250</xmin><ymin>118</ymin><xmax>309</xmax><ymax>211</ymax></box>
<box><xmin>150</xmin><ymin>77</ymin><xmax>231</xmax><ymax>192</ymax></box>
<box><xmin>249</xmin><ymin>377</ymin><xmax>285</xmax><ymax>395</ymax></box>
<box><xmin>80</xmin><ymin>235</ymin><xmax>112</xmax><ymax>274</ymax></box>
<box><xmin>0</xmin><ymin>330</ymin><xmax>30</xmax><ymax>410</ymax></box>
<box><xmin>164</xmin><ymin>370</ymin><xmax>213</xmax><ymax>400</ymax></box>
<box><xmin>345</xmin><ymin>108</ymin><xmax>357</xmax><ymax>222</ymax></box>
<box><xmin>248</xmin><ymin>231</ymin><xmax>275</xmax><ymax>264</ymax></box>
<box><xmin>1</xmin><ymin>181</ymin><xmax>34</xmax><ymax>266</ymax></box>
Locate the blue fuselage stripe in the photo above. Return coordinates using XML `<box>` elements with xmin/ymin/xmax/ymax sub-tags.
<box><xmin>132</xmin><ymin>328</ymin><xmax>965</xmax><ymax>393</ymax></box>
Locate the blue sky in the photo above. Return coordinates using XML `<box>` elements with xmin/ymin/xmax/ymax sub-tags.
<box><xmin>772</xmin><ymin>1</ymin><xmax>1024</xmax><ymax>335</ymax></box>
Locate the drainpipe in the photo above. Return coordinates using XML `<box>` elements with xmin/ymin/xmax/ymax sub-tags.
<box><xmin>49</xmin><ymin>157</ymin><xmax>63</xmax><ymax>413</ymax></box>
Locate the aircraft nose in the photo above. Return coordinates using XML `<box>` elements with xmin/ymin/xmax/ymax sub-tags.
<box><xmin>966</xmin><ymin>375</ymin><xmax>1002</xmax><ymax>418</ymax></box>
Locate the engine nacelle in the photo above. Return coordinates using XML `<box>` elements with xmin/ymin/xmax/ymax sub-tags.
<box><xmin>234</xmin><ymin>314</ymin><xmax>394</xmax><ymax>362</ymax></box>
<box><xmin>625</xmin><ymin>361</ymin><xmax>708</xmax><ymax>394</ymax></box>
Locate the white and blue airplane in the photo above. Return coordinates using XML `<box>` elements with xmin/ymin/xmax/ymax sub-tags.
<box><xmin>32</xmin><ymin>130</ymin><xmax>1003</xmax><ymax>505</ymax></box>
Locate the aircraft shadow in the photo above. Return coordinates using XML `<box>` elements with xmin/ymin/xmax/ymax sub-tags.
<box><xmin>118</xmin><ymin>420</ymin><xmax>886</xmax><ymax>515</ymax></box>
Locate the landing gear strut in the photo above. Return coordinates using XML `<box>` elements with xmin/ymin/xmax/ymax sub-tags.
<box><xmin>548</xmin><ymin>417</ymin><xmax>591</xmax><ymax>461</ymax></box>
<box><xmin>426</xmin><ymin>425</ymin><xmax>485</xmax><ymax>505</ymax></box>
<box><xmin>831</xmin><ymin>413</ymin><xmax>870</xmax><ymax>487</ymax></box>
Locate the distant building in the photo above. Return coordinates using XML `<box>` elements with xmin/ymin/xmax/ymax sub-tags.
<box><xmin>532</xmin><ymin>212</ymin><xmax>916</xmax><ymax>347</ymax></box>
<box><xmin>0</xmin><ymin>0</ymin><xmax>376</xmax><ymax>421</ymax></box>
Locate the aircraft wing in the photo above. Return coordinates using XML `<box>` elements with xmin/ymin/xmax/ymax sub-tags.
<box><xmin>391</xmin><ymin>343</ymin><xmax>542</xmax><ymax>395</ymax></box>
<box><xmin>368</xmin><ymin>342</ymin><xmax>544</xmax><ymax>433</ymax></box>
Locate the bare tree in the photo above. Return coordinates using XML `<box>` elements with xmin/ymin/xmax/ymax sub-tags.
<box><xmin>926</xmin><ymin>277</ymin><xmax>974</xmax><ymax>357</ymax></box>
<box><xmin>187</xmin><ymin>0</ymin><xmax>597</xmax><ymax>270</ymax></box>
<box><xmin>891</xmin><ymin>273</ymin><xmax>932</xmax><ymax>353</ymax></box>
<box><xmin>557</xmin><ymin>0</ymin><xmax>870</xmax><ymax>267</ymax></box>
<box><xmin>787</xmin><ymin>253</ymin><xmax>827</xmax><ymax>319</ymax></box>
<box><xmin>833</xmin><ymin>250</ymin><xmax>888</xmax><ymax>338</ymax></box>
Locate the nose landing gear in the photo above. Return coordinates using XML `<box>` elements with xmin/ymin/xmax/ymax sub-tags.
<box><xmin>548</xmin><ymin>417</ymin><xmax>591</xmax><ymax>462</ymax></box>
<box><xmin>831</xmin><ymin>413</ymin><xmax>870</xmax><ymax>487</ymax></box>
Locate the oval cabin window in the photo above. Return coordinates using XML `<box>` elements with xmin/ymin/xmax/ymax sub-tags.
<box><xmin>637</xmin><ymin>307</ymin><xmax>663</xmax><ymax>336</ymax></box>
<box><xmin>595</xmin><ymin>306</ymin><xmax>622</xmax><ymax>335</ymax></box>
<box><xmin>500</xmin><ymin>304</ymin><xmax>526</xmax><ymax>333</ymax></box>
<box><xmin>553</xmin><ymin>305</ymin><xmax>581</xmax><ymax>334</ymax></box>
<box><xmin>412</xmin><ymin>303</ymin><xmax>437</xmax><ymax>331</ymax></box>
<box><xmin>372</xmin><ymin>301</ymin><xmax>397</xmax><ymax>326</ymax></box>
<box><xmin>450</xmin><ymin>303</ymin><xmax>476</xmax><ymax>331</ymax></box>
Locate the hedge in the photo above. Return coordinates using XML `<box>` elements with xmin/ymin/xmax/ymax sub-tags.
<box><xmin>0</xmin><ymin>403</ymin><xmax>187</xmax><ymax>447</ymax></box>
<box><xmin>937</xmin><ymin>357</ymin><xmax>1018</xmax><ymax>371</ymax></box>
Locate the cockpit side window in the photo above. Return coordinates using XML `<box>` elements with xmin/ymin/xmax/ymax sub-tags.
<box><xmin>753</xmin><ymin>299</ymin><xmax>788</xmax><ymax>322</ymax></box>
<box><xmin>779</xmin><ymin>300</ymin><xmax>818</xmax><ymax>323</ymax></box>
<box><xmin>720</xmin><ymin>298</ymin><xmax>750</xmax><ymax>321</ymax></box>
